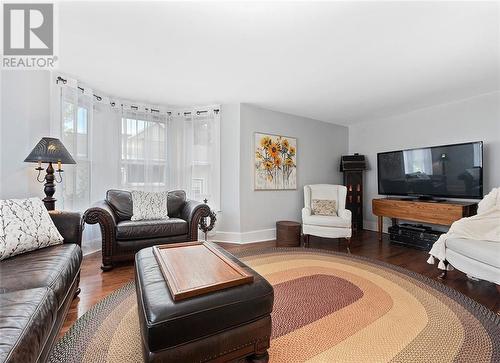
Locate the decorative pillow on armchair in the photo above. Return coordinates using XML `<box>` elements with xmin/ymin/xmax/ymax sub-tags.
<box><xmin>131</xmin><ymin>190</ymin><xmax>169</xmax><ymax>221</ymax></box>
<box><xmin>311</xmin><ymin>199</ymin><xmax>337</xmax><ymax>216</ymax></box>
<box><xmin>0</xmin><ymin>198</ymin><xmax>64</xmax><ymax>261</ymax></box>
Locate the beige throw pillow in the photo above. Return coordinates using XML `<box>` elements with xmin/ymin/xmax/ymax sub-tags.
<box><xmin>0</xmin><ymin>198</ymin><xmax>64</xmax><ymax>261</ymax></box>
<box><xmin>311</xmin><ymin>199</ymin><xmax>337</xmax><ymax>216</ymax></box>
<box><xmin>131</xmin><ymin>190</ymin><xmax>169</xmax><ymax>221</ymax></box>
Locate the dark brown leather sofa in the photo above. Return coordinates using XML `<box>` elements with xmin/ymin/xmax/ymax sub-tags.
<box><xmin>84</xmin><ymin>189</ymin><xmax>210</xmax><ymax>271</ymax></box>
<box><xmin>0</xmin><ymin>211</ymin><xmax>83</xmax><ymax>363</ymax></box>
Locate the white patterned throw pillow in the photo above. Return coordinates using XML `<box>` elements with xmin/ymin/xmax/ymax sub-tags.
<box><xmin>131</xmin><ymin>191</ymin><xmax>169</xmax><ymax>221</ymax></box>
<box><xmin>0</xmin><ymin>198</ymin><xmax>64</xmax><ymax>261</ymax></box>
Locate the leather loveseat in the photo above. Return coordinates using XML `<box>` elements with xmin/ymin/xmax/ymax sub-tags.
<box><xmin>84</xmin><ymin>189</ymin><xmax>210</xmax><ymax>271</ymax></box>
<box><xmin>0</xmin><ymin>211</ymin><xmax>83</xmax><ymax>363</ymax></box>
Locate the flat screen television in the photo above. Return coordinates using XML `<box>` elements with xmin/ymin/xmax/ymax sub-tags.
<box><xmin>377</xmin><ymin>141</ymin><xmax>483</xmax><ymax>200</ymax></box>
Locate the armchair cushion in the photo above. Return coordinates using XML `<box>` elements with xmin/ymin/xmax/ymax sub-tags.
<box><xmin>303</xmin><ymin>214</ymin><xmax>351</xmax><ymax>228</ymax></box>
<box><xmin>116</xmin><ymin>218</ymin><xmax>188</xmax><ymax>241</ymax></box>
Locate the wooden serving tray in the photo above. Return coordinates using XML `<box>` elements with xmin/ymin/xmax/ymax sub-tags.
<box><xmin>152</xmin><ymin>241</ymin><xmax>254</xmax><ymax>301</ymax></box>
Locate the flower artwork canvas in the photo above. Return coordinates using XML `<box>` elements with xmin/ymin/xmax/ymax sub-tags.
<box><xmin>254</xmin><ymin>133</ymin><xmax>297</xmax><ymax>190</ymax></box>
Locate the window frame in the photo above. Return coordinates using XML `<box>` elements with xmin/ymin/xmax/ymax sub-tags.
<box><xmin>120</xmin><ymin>116</ymin><xmax>168</xmax><ymax>189</ymax></box>
<box><xmin>60</xmin><ymin>100</ymin><xmax>92</xmax><ymax>211</ymax></box>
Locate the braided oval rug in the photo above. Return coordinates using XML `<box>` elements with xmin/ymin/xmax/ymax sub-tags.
<box><xmin>49</xmin><ymin>248</ymin><xmax>500</xmax><ymax>363</ymax></box>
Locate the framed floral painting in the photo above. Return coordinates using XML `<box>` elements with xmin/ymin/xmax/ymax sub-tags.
<box><xmin>254</xmin><ymin>132</ymin><xmax>297</xmax><ymax>190</ymax></box>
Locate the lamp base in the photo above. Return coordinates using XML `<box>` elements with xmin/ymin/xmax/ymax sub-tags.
<box><xmin>43</xmin><ymin>163</ymin><xmax>57</xmax><ymax>211</ymax></box>
<box><xmin>43</xmin><ymin>197</ymin><xmax>56</xmax><ymax>211</ymax></box>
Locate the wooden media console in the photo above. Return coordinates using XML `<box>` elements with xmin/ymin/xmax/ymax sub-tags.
<box><xmin>372</xmin><ymin>198</ymin><xmax>478</xmax><ymax>241</ymax></box>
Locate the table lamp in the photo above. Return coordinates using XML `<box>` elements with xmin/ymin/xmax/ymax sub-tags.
<box><xmin>24</xmin><ymin>137</ymin><xmax>76</xmax><ymax>210</ymax></box>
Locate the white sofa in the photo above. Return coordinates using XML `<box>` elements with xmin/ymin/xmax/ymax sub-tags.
<box><xmin>430</xmin><ymin>188</ymin><xmax>500</xmax><ymax>292</ymax></box>
<box><xmin>302</xmin><ymin>184</ymin><xmax>352</xmax><ymax>247</ymax></box>
<box><xmin>445</xmin><ymin>238</ymin><xmax>500</xmax><ymax>286</ymax></box>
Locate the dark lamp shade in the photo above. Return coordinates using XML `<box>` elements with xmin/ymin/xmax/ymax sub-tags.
<box><xmin>24</xmin><ymin>137</ymin><xmax>76</xmax><ymax>164</ymax></box>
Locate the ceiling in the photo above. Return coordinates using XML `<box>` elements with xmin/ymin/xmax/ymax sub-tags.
<box><xmin>58</xmin><ymin>1</ymin><xmax>499</xmax><ymax>125</ymax></box>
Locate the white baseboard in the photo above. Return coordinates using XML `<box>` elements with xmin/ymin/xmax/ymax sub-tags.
<box><xmin>211</xmin><ymin>228</ymin><xmax>276</xmax><ymax>244</ymax></box>
<box><xmin>82</xmin><ymin>238</ymin><xmax>102</xmax><ymax>256</ymax></box>
<box><xmin>363</xmin><ymin>220</ymin><xmax>380</xmax><ymax>233</ymax></box>
<box><xmin>82</xmin><ymin>229</ymin><xmax>274</xmax><ymax>255</ymax></box>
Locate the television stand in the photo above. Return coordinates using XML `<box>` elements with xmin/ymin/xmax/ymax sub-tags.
<box><xmin>415</xmin><ymin>196</ymin><xmax>447</xmax><ymax>203</ymax></box>
<box><xmin>396</xmin><ymin>196</ymin><xmax>447</xmax><ymax>203</ymax></box>
<box><xmin>372</xmin><ymin>198</ymin><xmax>478</xmax><ymax>242</ymax></box>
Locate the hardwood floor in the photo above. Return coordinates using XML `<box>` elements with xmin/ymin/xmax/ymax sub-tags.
<box><xmin>60</xmin><ymin>230</ymin><xmax>500</xmax><ymax>337</ymax></box>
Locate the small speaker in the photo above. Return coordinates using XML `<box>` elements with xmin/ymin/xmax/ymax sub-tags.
<box><xmin>340</xmin><ymin>154</ymin><xmax>367</xmax><ymax>171</ymax></box>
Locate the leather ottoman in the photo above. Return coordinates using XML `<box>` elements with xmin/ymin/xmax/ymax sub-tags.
<box><xmin>134</xmin><ymin>245</ymin><xmax>274</xmax><ymax>363</ymax></box>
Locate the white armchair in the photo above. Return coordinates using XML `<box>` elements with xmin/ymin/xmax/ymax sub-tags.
<box><xmin>302</xmin><ymin>184</ymin><xmax>352</xmax><ymax>248</ymax></box>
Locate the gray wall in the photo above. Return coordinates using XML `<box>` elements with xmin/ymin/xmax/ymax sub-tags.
<box><xmin>349</xmin><ymin>92</ymin><xmax>500</xmax><ymax>231</ymax></box>
<box><xmin>1</xmin><ymin>70</ymin><xmax>52</xmax><ymax>199</ymax></box>
<box><xmin>239</xmin><ymin>103</ymin><xmax>349</xmax><ymax>233</ymax></box>
<box><xmin>217</xmin><ymin>103</ymin><xmax>241</xmax><ymax>233</ymax></box>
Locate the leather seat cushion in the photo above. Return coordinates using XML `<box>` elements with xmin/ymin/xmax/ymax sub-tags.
<box><xmin>0</xmin><ymin>288</ymin><xmax>58</xmax><ymax>363</ymax></box>
<box><xmin>303</xmin><ymin>214</ymin><xmax>351</xmax><ymax>228</ymax></box>
<box><xmin>446</xmin><ymin>238</ymin><xmax>500</xmax><ymax>268</ymax></box>
<box><xmin>135</xmin><ymin>245</ymin><xmax>274</xmax><ymax>352</ymax></box>
<box><xmin>0</xmin><ymin>244</ymin><xmax>82</xmax><ymax>308</ymax></box>
<box><xmin>115</xmin><ymin>235</ymin><xmax>190</xmax><ymax>252</ymax></box>
<box><xmin>116</xmin><ymin>218</ymin><xmax>188</xmax><ymax>241</ymax></box>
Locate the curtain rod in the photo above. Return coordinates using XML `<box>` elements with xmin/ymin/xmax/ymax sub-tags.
<box><xmin>56</xmin><ymin>76</ymin><xmax>220</xmax><ymax>115</ymax></box>
<box><xmin>56</xmin><ymin>76</ymin><xmax>161</xmax><ymax>113</ymax></box>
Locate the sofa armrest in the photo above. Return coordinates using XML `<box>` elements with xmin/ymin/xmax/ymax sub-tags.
<box><xmin>180</xmin><ymin>200</ymin><xmax>211</xmax><ymax>240</ymax></box>
<box><xmin>84</xmin><ymin>200</ymin><xmax>117</xmax><ymax>227</ymax></box>
<box><xmin>339</xmin><ymin>208</ymin><xmax>352</xmax><ymax>222</ymax></box>
<box><xmin>302</xmin><ymin>207</ymin><xmax>312</xmax><ymax>220</ymax></box>
<box><xmin>83</xmin><ymin>200</ymin><xmax>118</xmax><ymax>270</ymax></box>
<box><xmin>49</xmin><ymin>211</ymin><xmax>83</xmax><ymax>246</ymax></box>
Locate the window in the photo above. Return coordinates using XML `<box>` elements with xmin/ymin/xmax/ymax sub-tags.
<box><xmin>120</xmin><ymin>116</ymin><xmax>167</xmax><ymax>189</ymax></box>
<box><xmin>57</xmin><ymin>76</ymin><xmax>220</xmax><ymax>210</ymax></box>
<box><xmin>192</xmin><ymin>178</ymin><xmax>205</xmax><ymax>196</ymax></box>
<box><xmin>61</xmin><ymin>101</ymin><xmax>90</xmax><ymax>211</ymax></box>
<box><xmin>191</xmin><ymin>113</ymin><xmax>219</xmax><ymax>207</ymax></box>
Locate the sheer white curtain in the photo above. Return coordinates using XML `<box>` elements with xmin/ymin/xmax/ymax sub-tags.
<box><xmin>168</xmin><ymin>109</ymin><xmax>220</xmax><ymax>210</ymax></box>
<box><xmin>58</xmin><ymin>80</ymin><xmax>93</xmax><ymax>212</ymax></box>
<box><xmin>168</xmin><ymin>111</ymin><xmax>194</xmax><ymax>197</ymax></box>
<box><xmin>91</xmin><ymin>100</ymin><xmax>121</xmax><ymax>201</ymax></box>
<box><xmin>120</xmin><ymin>106</ymin><xmax>168</xmax><ymax>191</ymax></box>
<box><xmin>54</xmin><ymin>75</ymin><xmax>221</xmax><ymax>214</ymax></box>
<box><xmin>192</xmin><ymin>109</ymin><xmax>220</xmax><ymax>210</ymax></box>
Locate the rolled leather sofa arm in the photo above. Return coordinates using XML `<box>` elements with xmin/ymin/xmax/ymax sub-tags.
<box><xmin>180</xmin><ymin>200</ymin><xmax>211</xmax><ymax>240</ymax></box>
<box><xmin>49</xmin><ymin>211</ymin><xmax>83</xmax><ymax>246</ymax></box>
<box><xmin>84</xmin><ymin>200</ymin><xmax>117</xmax><ymax>226</ymax></box>
<box><xmin>83</xmin><ymin>200</ymin><xmax>118</xmax><ymax>270</ymax></box>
